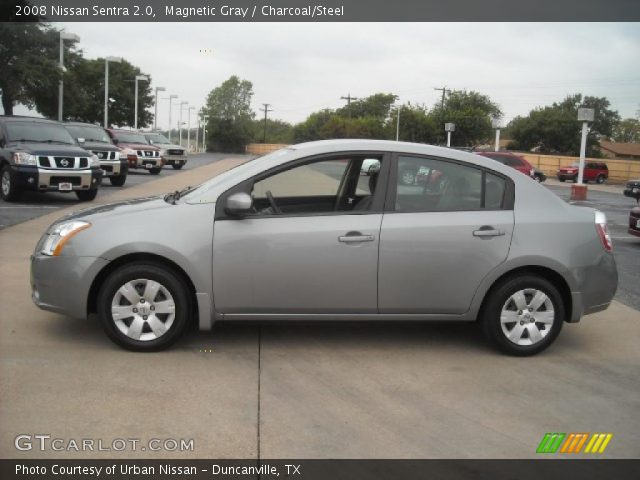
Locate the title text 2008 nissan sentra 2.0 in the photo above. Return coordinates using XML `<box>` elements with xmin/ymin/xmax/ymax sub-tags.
<box><xmin>30</xmin><ymin>140</ymin><xmax>618</xmax><ymax>355</ymax></box>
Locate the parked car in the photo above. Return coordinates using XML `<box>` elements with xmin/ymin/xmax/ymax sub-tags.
<box><xmin>65</xmin><ymin>122</ymin><xmax>128</xmax><ymax>186</ymax></box>
<box><xmin>0</xmin><ymin>116</ymin><xmax>102</xmax><ymax>202</ymax></box>
<box><xmin>30</xmin><ymin>140</ymin><xmax>617</xmax><ymax>355</ymax></box>
<box><xmin>106</xmin><ymin>129</ymin><xmax>163</xmax><ymax>175</ymax></box>
<box><xmin>557</xmin><ymin>162</ymin><xmax>608</xmax><ymax>184</ymax></box>
<box><xmin>143</xmin><ymin>133</ymin><xmax>187</xmax><ymax>170</ymax></box>
<box><xmin>629</xmin><ymin>206</ymin><xmax>640</xmax><ymax>238</ymax></box>
<box><xmin>476</xmin><ymin>151</ymin><xmax>535</xmax><ymax>179</ymax></box>
<box><xmin>623</xmin><ymin>179</ymin><xmax>640</xmax><ymax>200</ymax></box>
<box><xmin>532</xmin><ymin>168</ymin><xmax>547</xmax><ymax>183</ymax></box>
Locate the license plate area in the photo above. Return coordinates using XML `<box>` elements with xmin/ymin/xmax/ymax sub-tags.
<box><xmin>58</xmin><ymin>182</ymin><xmax>72</xmax><ymax>191</ymax></box>
<box><xmin>636</xmin><ymin>219</ymin><xmax>640</xmax><ymax>229</ymax></box>
<box><xmin>145</xmin><ymin>163</ymin><xmax>153</xmax><ymax>169</ymax></box>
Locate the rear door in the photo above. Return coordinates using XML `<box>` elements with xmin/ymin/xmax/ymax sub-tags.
<box><xmin>378</xmin><ymin>154</ymin><xmax>515</xmax><ymax>314</ymax></box>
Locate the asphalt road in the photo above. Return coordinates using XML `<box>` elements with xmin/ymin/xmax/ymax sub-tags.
<box><xmin>544</xmin><ymin>182</ymin><xmax>640</xmax><ymax>311</ymax></box>
<box><xmin>0</xmin><ymin>153</ymin><xmax>234</xmax><ymax>230</ymax></box>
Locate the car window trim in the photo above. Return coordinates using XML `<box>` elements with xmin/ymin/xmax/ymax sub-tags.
<box><xmin>384</xmin><ymin>152</ymin><xmax>515</xmax><ymax>213</ymax></box>
<box><xmin>215</xmin><ymin>150</ymin><xmax>392</xmax><ymax>221</ymax></box>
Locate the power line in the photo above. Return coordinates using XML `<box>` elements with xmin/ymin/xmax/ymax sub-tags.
<box><xmin>340</xmin><ymin>93</ymin><xmax>359</xmax><ymax>119</ymax></box>
<box><xmin>434</xmin><ymin>86</ymin><xmax>451</xmax><ymax>111</ymax></box>
<box><xmin>260</xmin><ymin>103</ymin><xmax>273</xmax><ymax>143</ymax></box>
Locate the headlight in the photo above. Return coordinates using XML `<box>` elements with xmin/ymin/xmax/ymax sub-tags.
<box><xmin>90</xmin><ymin>154</ymin><xmax>100</xmax><ymax>168</ymax></box>
<box><xmin>13</xmin><ymin>152</ymin><xmax>38</xmax><ymax>166</ymax></box>
<box><xmin>121</xmin><ymin>148</ymin><xmax>136</xmax><ymax>156</ymax></box>
<box><xmin>159</xmin><ymin>149</ymin><xmax>167</xmax><ymax>156</ymax></box>
<box><xmin>41</xmin><ymin>221</ymin><xmax>91</xmax><ymax>256</ymax></box>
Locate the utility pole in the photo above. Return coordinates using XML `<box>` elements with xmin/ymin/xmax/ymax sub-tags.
<box><xmin>434</xmin><ymin>86</ymin><xmax>451</xmax><ymax>111</ymax></box>
<box><xmin>340</xmin><ymin>93</ymin><xmax>359</xmax><ymax>119</ymax></box>
<box><xmin>261</xmin><ymin>103</ymin><xmax>273</xmax><ymax>143</ymax></box>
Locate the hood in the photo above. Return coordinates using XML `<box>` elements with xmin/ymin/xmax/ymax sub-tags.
<box><xmin>57</xmin><ymin>196</ymin><xmax>170</xmax><ymax>225</ymax></box>
<box><xmin>559</xmin><ymin>166</ymin><xmax>578</xmax><ymax>171</ymax></box>
<box><xmin>7</xmin><ymin>142</ymin><xmax>91</xmax><ymax>157</ymax></box>
<box><xmin>153</xmin><ymin>142</ymin><xmax>185</xmax><ymax>150</ymax></box>
<box><xmin>80</xmin><ymin>141</ymin><xmax>119</xmax><ymax>152</ymax></box>
<box><xmin>117</xmin><ymin>142</ymin><xmax>159</xmax><ymax>150</ymax></box>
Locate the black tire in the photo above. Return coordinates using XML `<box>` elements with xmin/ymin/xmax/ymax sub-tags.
<box><xmin>481</xmin><ymin>274</ymin><xmax>564</xmax><ymax>356</ymax></box>
<box><xmin>572</xmin><ymin>175</ymin><xmax>578</xmax><ymax>183</ymax></box>
<box><xmin>75</xmin><ymin>189</ymin><xmax>98</xmax><ymax>201</ymax></box>
<box><xmin>97</xmin><ymin>262</ymin><xmax>191</xmax><ymax>351</ymax></box>
<box><xmin>596</xmin><ymin>174</ymin><xmax>605</xmax><ymax>184</ymax></box>
<box><xmin>558</xmin><ymin>178</ymin><xmax>565</xmax><ymax>182</ymax></box>
<box><xmin>149</xmin><ymin>167</ymin><xmax>161</xmax><ymax>175</ymax></box>
<box><xmin>171</xmin><ymin>162</ymin><xmax>184</xmax><ymax>170</ymax></box>
<box><xmin>0</xmin><ymin>165</ymin><xmax>22</xmax><ymax>201</ymax></box>
<box><xmin>109</xmin><ymin>175</ymin><xmax>127</xmax><ymax>187</ymax></box>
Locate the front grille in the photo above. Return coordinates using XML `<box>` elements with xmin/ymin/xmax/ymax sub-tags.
<box><xmin>50</xmin><ymin>176</ymin><xmax>81</xmax><ymax>186</ymax></box>
<box><xmin>79</xmin><ymin>158</ymin><xmax>88</xmax><ymax>168</ymax></box>
<box><xmin>167</xmin><ymin>149</ymin><xmax>184</xmax><ymax>156</ymax></box>
<box><xmin>93</xmin><ymin>150</ymin><xmax>116</xmax><ymax>160</ymax></box>
<box><xmin>37</xmin><ymin>156</ymin><xmax>88</xmax><ymax>169</ymax></box>
<box><xmin>54</xmin><ymin>157</ymin><xmax>75</xmax><ymax>168</ymax></box>
<box><xmin>38</xmin><ymin>156</ymin><xmax>51</xmax><ymax>167</ymax></box>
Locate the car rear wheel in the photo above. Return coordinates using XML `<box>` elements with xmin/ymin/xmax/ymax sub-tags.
<box><xmin>109</xmin><ymin>175</ymin><xmax>126</xmax><ymax>187</ymax></box>
<box><xmin>596</xmin><ymin>174</ymin><xmax>606</xmax><ymax>184</ymax></box>
<box><xmin>149</xmin><ymin>167</ymin><xmax>161</xmax><ymax>175</ymax></box>
<box><xmin>97</xmin><ymin>262</ymin><xmax>190</xmax><ymax>351</ymax></box>
<box><xmin>1</xmin><ymin>165</ymin><xmax>22</xmax><ymax>201</ymax></box>
<box><xmin>481</xmin><ymin>275</ymin><xmax>564</xmax><ymax>356</ymax></box>
<box><xmin>75</xmin><ymin>189</ymin><xmax>98</xmax><ymax>201</ymax></box>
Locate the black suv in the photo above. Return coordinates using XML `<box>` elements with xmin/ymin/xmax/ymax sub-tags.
<box><xmin>0</xmin><ymin>116</ymin><xmax>102</xmax><ymax>202</ymax></box>
<box><xmin>65</xmin><ymin>122</ymin><xmax>128</xmax><ymax>186</ymax></box>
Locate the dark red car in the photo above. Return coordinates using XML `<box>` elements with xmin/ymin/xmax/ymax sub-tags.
<box><xmin>557</xmin><ymin>162</ymin><xmax>608</xmax><ymax>184</ymax></box>
<box><xmin>476</xmin><ymin>152</ymin><xmax>535</xmax><ymax>178</ymax></box>
<box><xmin>106</xmin><ymin>129</ymin><xmax>164</xmax><ymax>175</ymax></box>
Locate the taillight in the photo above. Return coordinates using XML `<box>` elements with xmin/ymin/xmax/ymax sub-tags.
<box><xmin>530</xmin><ymin>168</ymin><xmax>535</xmax><ymax>177</ymax></box>
<box><xmin>595</xmin><ymin>210</ymin><xmax>612</xmax><ymax>252</ymax></box>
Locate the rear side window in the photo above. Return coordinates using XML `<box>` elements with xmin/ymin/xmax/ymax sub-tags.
<box><xmin>395</xmin><ymin>156</ymin><xmax>506</xmax><ymax>212</ymax></box>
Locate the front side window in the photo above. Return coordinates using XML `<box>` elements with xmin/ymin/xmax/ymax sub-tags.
<box><xmin>250</xmin><ymin>155</ymin><xmax>383</xmax><ymax>215</ymax></box>
<box><xmin>395</xmin><ymin>156</ymin><xmax>506</xmax><ymax>212</ymax></box>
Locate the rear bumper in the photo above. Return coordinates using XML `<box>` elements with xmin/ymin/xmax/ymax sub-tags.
<box><xmin>12</xmin><ymin>165</ymin><xmax>102</xmax><ymax>192</ymax></box>
<box><xmin>30</xmin><ymin>254</ymin><xmax>109</xmax><ymax>319</ymax></box>
<box><xmin>567</xmin><ymin>253</ymin><xmax>618</xmax><ymax>322</ymax></box>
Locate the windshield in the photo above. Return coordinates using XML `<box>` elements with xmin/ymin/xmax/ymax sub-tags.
<box><xmin>66</xmin><ymin>125</ymin><xmax>112</xmax><ymax>143</ymax></box>
<box><xmin>145</xmin><ymin>133</ymin><xmax>170</xmax><ymax>144</ymax></box>
<box><xmin>6</xmin><ymin>122</ymin><xmax>75</xmax><ymax>144</ymax></box>
<box><xmin>112</xmin><ymin>131</ymin><xmax>148</xmax><ymax>144</ymax></box>
<box><xmin>570</xmin><ymin>163</ymin><xmax>580</xmax><ymax>168</ymax></box>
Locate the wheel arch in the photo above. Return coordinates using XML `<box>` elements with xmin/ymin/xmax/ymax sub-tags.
<box><xmin>476</xmin><ymin>265</ymin><xmax>573</xmax><ymax>323</ymax></box>
<box><xmin>87</xmin><ymin>252</ymin><xmax>198</xmax><ymax>321</ymax></box>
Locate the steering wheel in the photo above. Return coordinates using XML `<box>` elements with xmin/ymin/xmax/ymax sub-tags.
<box><xmin>265</xmin><ymin>190</ymin><xmax>282</xmax><ymax>214</ymax></box>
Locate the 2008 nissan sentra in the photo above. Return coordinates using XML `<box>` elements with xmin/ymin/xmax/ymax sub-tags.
<box><xmin>30</xmin><ymin>140</ymin><xmax>618</xmax><ymax>355</ymax></box>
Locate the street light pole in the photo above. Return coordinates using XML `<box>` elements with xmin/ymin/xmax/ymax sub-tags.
<box><xmin>104</xmin><ymin>56</ymin><xmax>122</xmax><ymax>128</ymax></box>
<box><xmin>179</xmin><ymin>101</ymin><xmax>188</xmax><ymax>146</ymax></box>
<box><xmin>134</xmin><ymin>75</ymin><xmax>149</xmax><ymax>130</ymax></box>
<box><xmin>395</xmin><ymin>104</ymin><xmax>401</xmax><ymax>141</ymax></box>
<box><xmin>187</xmin><ymin>106</ymin><xmax>195</xmax><ymax>152</ymax></box>
<box><xmin>571</xmin><ymin>108</ymin><xmax>595</xmax><ymax>201</ymax></box>
<box><xmin>445</xmin><ymin>122</ymin><xmax>455</xmax><ymax>147</ymax></box>
<box><xmin>491</xmin><ymin>117</ymin><xmax>501</xmax><ymax>152</ymax></box>
<box><xmin>202</xmin><ymin>115</ymin><xmax>209</xmax><ymax>152</ymax></box>
<box><xmin>58</xmin><ymin>31</ymin><xmax>79</xmax><ymax>121</ymax></box>
<box><xmin>153</xmin><ymin>86</ymin><xmax>166</xmax><ymax>131</ymax></box>
<box><xmin>167</xmin><ymin>95</ymin><xmax>178</xmax><ymax>142</ymax></box>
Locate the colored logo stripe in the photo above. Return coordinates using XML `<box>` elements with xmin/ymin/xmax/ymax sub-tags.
<box><xmin>560</xmin><ymin>433</ymin><xmax>589</xmax><ymax>453</ymax></box>
<box><xmin>537</xmin><ymin>433</ymin><xmax>613</xmax><ymax>454</ymax></box>
<box><xmin>537</xmin><ymin>433</ymin><xmax>566</xmax><ymax>453</ymax></box>
<box><xmin>584</xmin><ymin>433</ymin><xmax>613</xmax><ymax>453</ymax></box>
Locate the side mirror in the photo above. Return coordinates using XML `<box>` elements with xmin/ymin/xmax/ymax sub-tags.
<box><xmin>77</xmin><ymin>137</ymin><xmax>85</xmax><ymax>144</ymax></box>
<box><xmin>225</xmin><ymin>192</ymin><xmax>253</xmax><ymax>216</ymax></box>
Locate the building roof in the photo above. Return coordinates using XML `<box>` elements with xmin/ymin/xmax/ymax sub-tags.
<box><xmin>600</xmin><ymin>140</ymin><xmax>640</xmax><ymax>157</ymax></box>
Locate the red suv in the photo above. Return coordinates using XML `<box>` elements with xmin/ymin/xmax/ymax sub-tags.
<box><xmin>557</xmin><ymin>162</ymin><xmax>608</xmax><ymax>184</ymax></box>
<box><xmin>106</xmin><ymin>129</ymin><xmax>164</xmax><ymax>175</ymax></box>
<box><xmin>476</xmin><ymin>152</ymin><xmax>535</xmax><ymax>178</ymax></box>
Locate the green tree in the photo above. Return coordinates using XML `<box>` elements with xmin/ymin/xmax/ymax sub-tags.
<box><xmin>0</xmin><ymin>22</ymin><xmax>62</xmax><ymax>115</ymax></box>
<box><xmin>611</xmin><ymin>118</ymin><xmax>640</xmax><ymax>143</ymax></box>
<box><xmin>337</xmin><ymin>93</ymin><xmax>398</xmax><ymax>121</ymax></box>
<box><xmin>430</xmin><ymin>90</ymin><xmax>501</xmax><ymax>147</ymax></box>
<box><xmin>389</xmin><ymin>103</ymin><xmax>438</xmax><ymax>143</ymax></box>
<box><xmin>251</xmin><ymin>118</ymin><xmax>294</xmax><ymax>144</ymax></box>
<box><xmin>509</xmin><ymin>94</ymin><xmax>620</xmax><ymax>156</ymax></box>
<box><xmin>292</xmin><ymin>109</ymin><xmax>335</xmax><ymax>142</ymax></box>
<box><xmin>203</xmin><ymin>76</ymin><xmax>254</xmax><ymax>152</ymax></box>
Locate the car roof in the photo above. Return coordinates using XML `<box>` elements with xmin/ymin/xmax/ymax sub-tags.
<box><xmin>0</xmin><ymin>115</ymin><xmax>59</xmax><ymax>124</ymax></box>
<box><xmin>65</xmin><ymin>122</ymin><xmax>106</xmax><ymax>128</ymax></box>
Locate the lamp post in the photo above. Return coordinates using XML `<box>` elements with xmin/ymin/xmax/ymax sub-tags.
<box><xmin>187</xmin><ymin>106</ymin><xmax>195</xmax><ymax>152</ymax></box>
<box><xmin>179</xmin><ymin>101</ymin><xmax>188</xmax><ymax>147</ymax></box>
<box><xmin>202</xmin><ymin>114</ymin><xmax>209</xmax><ymax>152</ymax></box>
<box><xmin>491</xmin><ymin>117</ymin><xmax>502</xmax><ymax>152</ymax></box>
<box><xmin>395</xmin><ymin>104</ymin><xmax>402</xmax><ymax>141</ymax></box>
<box><xmin>58</xmin><ymin>31</ymin><xmax>79</xmax><ymax>121</ymax></box>
<box><xmin>167</xmin><ymin>95</ymin><xmax>178</xmax><ymax>142</ymax></box>
<box><xmin>571</xmin><ymin>107</ymin><xmax>595</xmax><ymax>201</ymax></box>
<box><xmin>445</xmin><ymin>122</ymin><xmax>455</xmax><ymax>147</ymax></box>
<box><xmin>133</xmin><ymin>75</ymin><xmax>149</xmax><ymax>130</ymax></box>
<box><xmin>153</xmin><ymin>86</ymin><xmax>165</xmax><ymax>131</ymax></box>
<box><xmin>104</xmin><ymin>56</ymin><xmax>122</xmax><ymax>128</ymax></box>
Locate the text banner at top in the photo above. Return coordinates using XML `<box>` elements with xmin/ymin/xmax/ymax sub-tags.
<box><xmin>5</xmin><ymin>0</ymin><xmax>640</xmax><ymax>22</ymax></box>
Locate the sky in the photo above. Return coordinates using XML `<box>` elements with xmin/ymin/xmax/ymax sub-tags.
<box><xmin>11</xmin><ymin>22</ymin><xmax>640</xmax><ymax>131</ymax></box>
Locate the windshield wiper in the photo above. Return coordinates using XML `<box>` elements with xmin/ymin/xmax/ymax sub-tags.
<box><xmin>163</xmin><ymin>185</ymin><xmax>198</xmax><ymax>205</ymax></box>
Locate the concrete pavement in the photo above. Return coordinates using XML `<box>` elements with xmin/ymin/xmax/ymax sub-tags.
<box><xmin>1</xmin><ymin>158</ymin><xmax>639</xmax><ymax>459</ymax></box>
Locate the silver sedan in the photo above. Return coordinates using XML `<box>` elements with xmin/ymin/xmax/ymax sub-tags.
<box><xmin>30</xmin><ymin>140</ymin><xmax>618</xmax><ymax>355</ymax></box>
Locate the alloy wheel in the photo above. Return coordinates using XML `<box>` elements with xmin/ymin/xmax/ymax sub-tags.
<box><xmin>499</xmin><ymin>289</ymin><xmax>555</xmax><ymax>346</ymax></box>
<box><xmin>1</xmin><ymin>171</ymin><xmax>10</xmax><ymax>196</ymax></box>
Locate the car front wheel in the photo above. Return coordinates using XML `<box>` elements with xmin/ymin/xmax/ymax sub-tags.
<box><xmin>482</xmin><ymin>275</ymin><xmax>564</xmax><ymax>356</ymax></box>
<box><xmin>97</xmin><ymin>262</ymin><xmax>190</xmax><ymax>351</ymax></box>
<box><xmin>172</xmin><ymin>162</ymin><xmax>184</xmax><ymax>170</ymax></box>
<box><xmin>109</xmin><ymin>175</ymin><xmax>126</xmax><ymax>187</ymax></box>
<box><xmin>75</xmin><ymin>189</ymin><xmax>98</xmax><ymax>201</ymax></box>
<box><xmin>596</xmin><ymin>174</ymin><xmax>606</xmax><ymax>184</ymax></box>
<box><xmin>1</xmin><ymin>165</ymin><xmax>21</xmax><ymax>201</ymax></box>
<box><xmin>149</xmin><ymin>167</ymin><xmax>162</xmax><ymax>175</ymax></box>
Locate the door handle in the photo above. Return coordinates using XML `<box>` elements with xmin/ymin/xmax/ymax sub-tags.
<box><xmin>473</xmin><ymin>226</ymin><xmax>505</xmax><ymax>237</ymax></box>
<box><xmin>338</xmin><ymin>232</ymin><xmax>375</xmax><ymax>243</ymax></box>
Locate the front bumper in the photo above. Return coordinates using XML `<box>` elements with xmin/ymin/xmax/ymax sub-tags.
<box><xmin>12</xmin><ymin>165</ymin><xmax>102</xmax><ymax>192</ymax></box>
<box><xmin>131</xmin><ymin>157</ymin><xmax>164</xmax><ymax>169</ymax></box>
<box><xmin>557</xmin><ymin>172</ymin><xmax>577</xmax><ymax>181</ymax></box>
<box><xmin>30</xmin><ymin>254</ymin><xmax>109</xmax><ymax>319</ymax></box>
<box><xmin>100</xmin><ymin>159</ymin><xmax>128</xmax><ymax>177</ymax></box>
<box><xmin>163</xmin><ymin>155</ymin><xmax>188</xmax><ymax>166</ymax></box>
